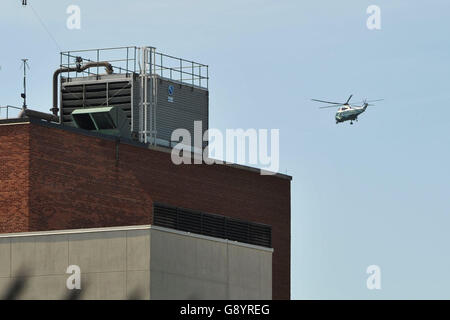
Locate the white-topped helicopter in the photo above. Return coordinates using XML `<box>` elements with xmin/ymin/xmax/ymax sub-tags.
<box><xmin>312</xmin><ymin>95</ymin><xmax>383</xmax><ymax>124</ymax></box>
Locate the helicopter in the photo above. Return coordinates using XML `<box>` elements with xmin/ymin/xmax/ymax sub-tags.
<box><xmin>312</xmin><ymin>95</ymin><xmax>383</xmax><ymax>124</ymax></box>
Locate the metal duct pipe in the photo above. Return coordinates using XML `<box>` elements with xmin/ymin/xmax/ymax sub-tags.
<box><xmin>19</xmin><ymin>108</ymin><xmax>59</xmax><ymax>122</ymax></box>
<box><xmin>51</xmin><ymin>61</ymin><xmax>114</xmax><ymax>117</ymax></box>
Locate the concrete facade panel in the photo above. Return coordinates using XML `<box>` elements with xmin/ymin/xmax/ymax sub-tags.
<box><xmin>68</xmin><ymin>231</ymin><xmax>126</xmax><ymax>273</ymax></box>
<box><xmin>82</xmin><ymin>271</ymin><xmax>126</xmax><ymax>300</ymax></box>
<box><xmin>150</xmin><ymin>270</ymin><xmax>228</xmax><ymax>300</ymax></box>
<box><xmin>0</xmin><ymin>226</ymin><xmax>271</xmax><ymax>300</ymax></box>
<box><xmin>127</xmin><ymin>270</ymin><xmax>150</xmax><ymax>300</ymax></box>
<box><xmin>126</xmin><ymin>229</ymin><xmax>150</xmax><ymax>271</ymax></box>
<box><xmin>0</xmin><ymin>238</ymin><xmax>10</xmax><ymax>278</ymax></box>
<box><xmin>11</xmin><ymin>235</ymin><xmax>68</xmax><ymax>277</ymax></box>
<box><xmin>0</xmin><ymin>275</ymin><xmax>68</xmax><ymax>300</ymax></box>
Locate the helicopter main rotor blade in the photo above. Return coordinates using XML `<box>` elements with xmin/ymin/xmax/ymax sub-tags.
<box><xmin>311</xmin><ymin>99</ymin><xmax>343</xmax><ymax>105</ymax></box>
<box><xmin>319</xmin><ymin>104</ymin><xmax>345</xmax><ymax>109</ymax></box>
<box><xmin>351</xmin><ymin>99</ymin><xmax>384</xmax><ymax>104</ymax></box>
<box><xmin>345</xmin><ymin>94</ymin><xmax>353</xmax><ymax>104</ymax></box>
<box><xmin>350</xmin><ymin>105</ymin><xmax>374</xmax><ymax>108</ymax></box>
<box><xmin>350</xmin><ymin>103</ymin><xmax>377</xmax><ymax>107</ymax></box>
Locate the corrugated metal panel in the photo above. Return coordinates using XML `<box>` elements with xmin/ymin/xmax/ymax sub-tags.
<box><xmin>131</xmin><ymin>76</ymin><xmax>140</xmax><ymax>133</ymax></box>
<box><xmin>155</xmin><ymin>78</ymin><xmax>208</xmax><ymax>145</ymax></box>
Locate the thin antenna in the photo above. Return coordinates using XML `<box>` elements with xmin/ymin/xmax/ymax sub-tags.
<box><xmin>21</xmin><ymin>59</ymin><xmax>30</xmax><ymax>109</ymax></box>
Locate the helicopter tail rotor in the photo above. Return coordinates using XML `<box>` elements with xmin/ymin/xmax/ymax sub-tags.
<box><xmin>363</xmin><ymin>100</ymin><xmax>369</xmax><ymax>109</ymax></box>
<box><xmin>361</xmin><ymin>99</ymin><xmax>378</xmax><ymax>109</ymax></box>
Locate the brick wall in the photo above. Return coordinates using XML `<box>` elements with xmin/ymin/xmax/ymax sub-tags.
<box><xmin>1</xmin><ymin>122</ymin><xmax>291</xmax><ymax>299</ymax></box>
<box><xmin>0</xmin><ymin>123</ymin><xmax>30</xmax><ymax>233</ymax></box>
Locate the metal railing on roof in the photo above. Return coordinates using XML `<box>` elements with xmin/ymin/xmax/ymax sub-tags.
<box><xmin>151</xmin><ymin>51</ymin><xmax>209</xmax><ymax>89</ymax></box>
<box><xmin>0</xmin><ymin>105</ymin><xmax>22</xmax><ymax>120</ymax></box>
<box><xmin>60</xmin><ymin>46</ymin><xmax>209</xmax><ymax>89</ymax></box>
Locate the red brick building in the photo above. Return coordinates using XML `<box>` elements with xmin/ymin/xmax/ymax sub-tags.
<box><xmin>0</xmin><ymin>118</ymin><xmax>291</xmax><ymax>299</ymax></box>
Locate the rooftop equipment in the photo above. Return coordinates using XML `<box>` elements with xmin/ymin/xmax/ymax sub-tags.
<box><xmin>71</xmin><ymin>106</ymin><xmax>130</xmax><ymax>138</ymax></box>
<box><xmin>0</xmin><ymin>59</ymin><xmax>57</xmax><ymax>123</ymax></box>
<box><xmin>20</xmin><ymin>59</ymin><xmax>30</xmax><ymax>109</ymax></box>
<box><xmin>57</xmin><ymin>46</ymin><xmax>209</xmax><ymax>146</ymax></box>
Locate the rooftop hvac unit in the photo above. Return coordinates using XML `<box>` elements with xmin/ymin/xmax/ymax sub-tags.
<box><xmin>58</xmin><ymin>46</ymin><xmax>209</xmax><ymax>147</ymax></box>
<box><xmin>71</xmin><ymin>106</ymin><xmax>131</xmax><ymax>138</ymax></box>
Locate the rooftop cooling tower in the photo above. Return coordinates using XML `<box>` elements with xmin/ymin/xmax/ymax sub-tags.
<box><xmin>58</xmin><ymin>46</ymin><xmax>209</xmax><ymax>147</ymax></box>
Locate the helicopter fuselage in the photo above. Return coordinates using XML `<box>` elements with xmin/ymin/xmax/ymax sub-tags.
<box><xmin>335</xmin><ymin>105</ymin><xmax>367</xmax><ymax>123</ymax></box>
<box><xmin>312</xmin><ymin>95</ymin><xmax>381</xmax><ymax>125</ymax></box>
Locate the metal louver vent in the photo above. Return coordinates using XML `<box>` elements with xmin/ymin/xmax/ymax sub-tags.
<box><xmin>153</xmin><ymin>203</ymin><xmax>272</xmax><ymax>248</ymax></box>
<box><xmin>61</xmin><ymin>80</ymin><xmax>132</xmax><ymax>126</ymax></box>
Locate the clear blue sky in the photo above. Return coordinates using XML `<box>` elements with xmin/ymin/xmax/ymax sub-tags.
<box><xmin>1</xmin><ymin>0</ymin><xmax>449</xmax><ymax>299</ymax></box>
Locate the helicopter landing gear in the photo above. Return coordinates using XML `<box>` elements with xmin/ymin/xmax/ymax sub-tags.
<box><xmin>350</xmin><ymin>121</ymin><xmax>353</xmax><ymax>125</ymax></box>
